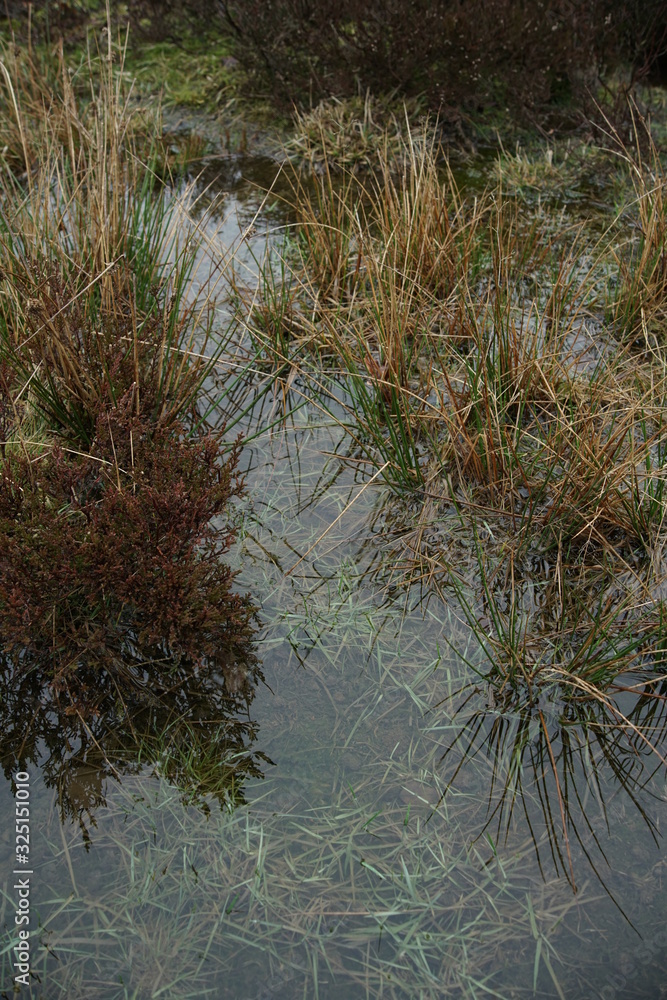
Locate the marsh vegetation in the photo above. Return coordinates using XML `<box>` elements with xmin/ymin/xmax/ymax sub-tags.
<box><xmin>0</xmin><ymin>6</ymin><xmax>667</xmax><ymax>999</ymax></box>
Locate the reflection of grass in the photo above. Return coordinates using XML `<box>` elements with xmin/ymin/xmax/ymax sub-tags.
<box><xmin>433</xmin><ymin>535</ymin><xmax>667</xmax><ymax>891</ymax></box>
<box><xmin>3</xmin><ymin>366</ymin><xmax>664</xmax><ymax>998</ymax></box>
<box><xmin>233</xmin><ymin>432</ymin><xmax>667</xmax><ymax>909</ymax></box>
<box><xmin>0</xmin><ymin>637</ymin><xmax>265</xmax><ymax>841</ymax></box>
<box><xmin>0</xmin><ymin>556</ymin><xmax>589</xmax><ymax>998</ymax></box>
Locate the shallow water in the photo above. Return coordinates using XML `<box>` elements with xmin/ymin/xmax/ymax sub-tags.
<box><xmin>1</xmin><ymin>154</ymin><xmax>667</xmax><ymax>1000</ymax></box>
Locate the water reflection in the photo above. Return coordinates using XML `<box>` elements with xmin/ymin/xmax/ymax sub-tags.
<box><xmin>439</xmin><ymin>671</ymin><xmax>667</xmax><ymax>898</ymax></box>
<box><xmin>0</xmin><ymin>644</ymin><xmax>269</xmax><ymax>840</ymax></box>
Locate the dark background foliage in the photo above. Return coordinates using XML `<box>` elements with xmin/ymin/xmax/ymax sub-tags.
<box><xmin>217</xmin><ymin>0</ymin><xmax>667</xmax><ymax>117</ymax></box>
<box><xmin>3</xmin><ymin>1</ymin><xmax>666</xmax><ymax>122</ymax></box>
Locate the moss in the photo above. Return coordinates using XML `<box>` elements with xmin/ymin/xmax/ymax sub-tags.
<box><xmin>122</xmin><ymin>36</ymin><xmax>237</xmax><ymax>109</ymax></box>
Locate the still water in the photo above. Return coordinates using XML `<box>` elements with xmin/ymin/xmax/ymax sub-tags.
<box><xmin>1</xmin><ymin>152</ymin><xmax>666</xmax><ymax>1000</ymax></box>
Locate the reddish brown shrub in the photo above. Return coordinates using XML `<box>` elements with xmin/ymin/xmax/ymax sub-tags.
<box><xmin>0</xmin><ymin>393</ymin><xmax>256</xmax><ymax>696</ymax></box>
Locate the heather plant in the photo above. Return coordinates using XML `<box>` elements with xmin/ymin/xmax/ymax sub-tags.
<box><xmin>0</xmin><ymin>393</ymin><xmax>254</xmax><ymax>693</ymax></box>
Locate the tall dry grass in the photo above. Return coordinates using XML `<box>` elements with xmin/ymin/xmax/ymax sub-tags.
<box><xmin>251</xmin><ymin>133</ymin><xmax>667</xmax><ymax>557</ymax></box>
<box><xmin>0</xmin><ymin>35</ymin><xmax>220</xmax><ymax>448</ymax></box>
<box><xmin>608</xmin><ymin>109</ymin><xmax>667</xmax><ymax>343</ymax></box>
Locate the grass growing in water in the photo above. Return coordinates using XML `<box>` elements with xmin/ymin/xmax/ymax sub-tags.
<box><xmin>239</xmin><ymin>131</ymin><xmax>667</xmax><ymax>537</ymax></box>
<box><xmin>230</xmin><ymin>122</ymin><xmax>667</xmax><ymax>885</ymax></box>
<box><xmin>610</xmin><ymin>112</ymin><xmax>667</xmax><ymax>344</ymax></box>
<box><xmin>0</xmin><ymin>35</ymin><xmax>223</xmax><ymax>447</ymax></box>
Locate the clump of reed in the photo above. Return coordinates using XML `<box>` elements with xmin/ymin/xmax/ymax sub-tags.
<box><xmin>491</xmin><ymin>141</ymin><xmax>580</xmax><ymax>199</ymax></box>
<box><xmin>611</xmin><ymin>114</ymin><xmax>667</xmax><ymax>343</ymax></box>
<box><xmin>258</xmin><ymin>130</ymin><xmax>667</xmax><ymax>555</ymax></box>
<box><xmin>0</xmin><ymin>34</ymin><xmax>223</xmax><ymax>447</ymax></box>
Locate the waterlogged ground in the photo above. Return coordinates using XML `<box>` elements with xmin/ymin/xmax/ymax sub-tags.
<box><xmin>1</xmin><ymin>151</ymin><xmax>667</xmax><ymax>1000</ymax></box>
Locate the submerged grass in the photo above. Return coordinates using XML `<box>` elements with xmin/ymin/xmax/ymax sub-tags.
<box><xmin>2</xmin><ymin>600</ymin><xmax>599</xmax><ymax>1000</ymax></box>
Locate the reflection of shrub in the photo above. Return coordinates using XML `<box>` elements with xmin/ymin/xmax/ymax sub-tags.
<box><xmin>220</xmin><ymin>0</ymin><xmax>665</xmax><ymax>117</ymax></box>
<box><xmin>0</xmin><ymin>654</ymin><xmax>266</xmax><ymax>835</ymax></box>
<box><xmin>0</xmin><ymin>397</ymin><xmax>255</xmax><ymax>692</ymax></box>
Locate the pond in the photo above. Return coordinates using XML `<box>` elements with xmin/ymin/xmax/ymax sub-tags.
<box><xmin>1</xmin><ymin>147</ymin><xmax>667</xmax><ymax>1000</ymax></box>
